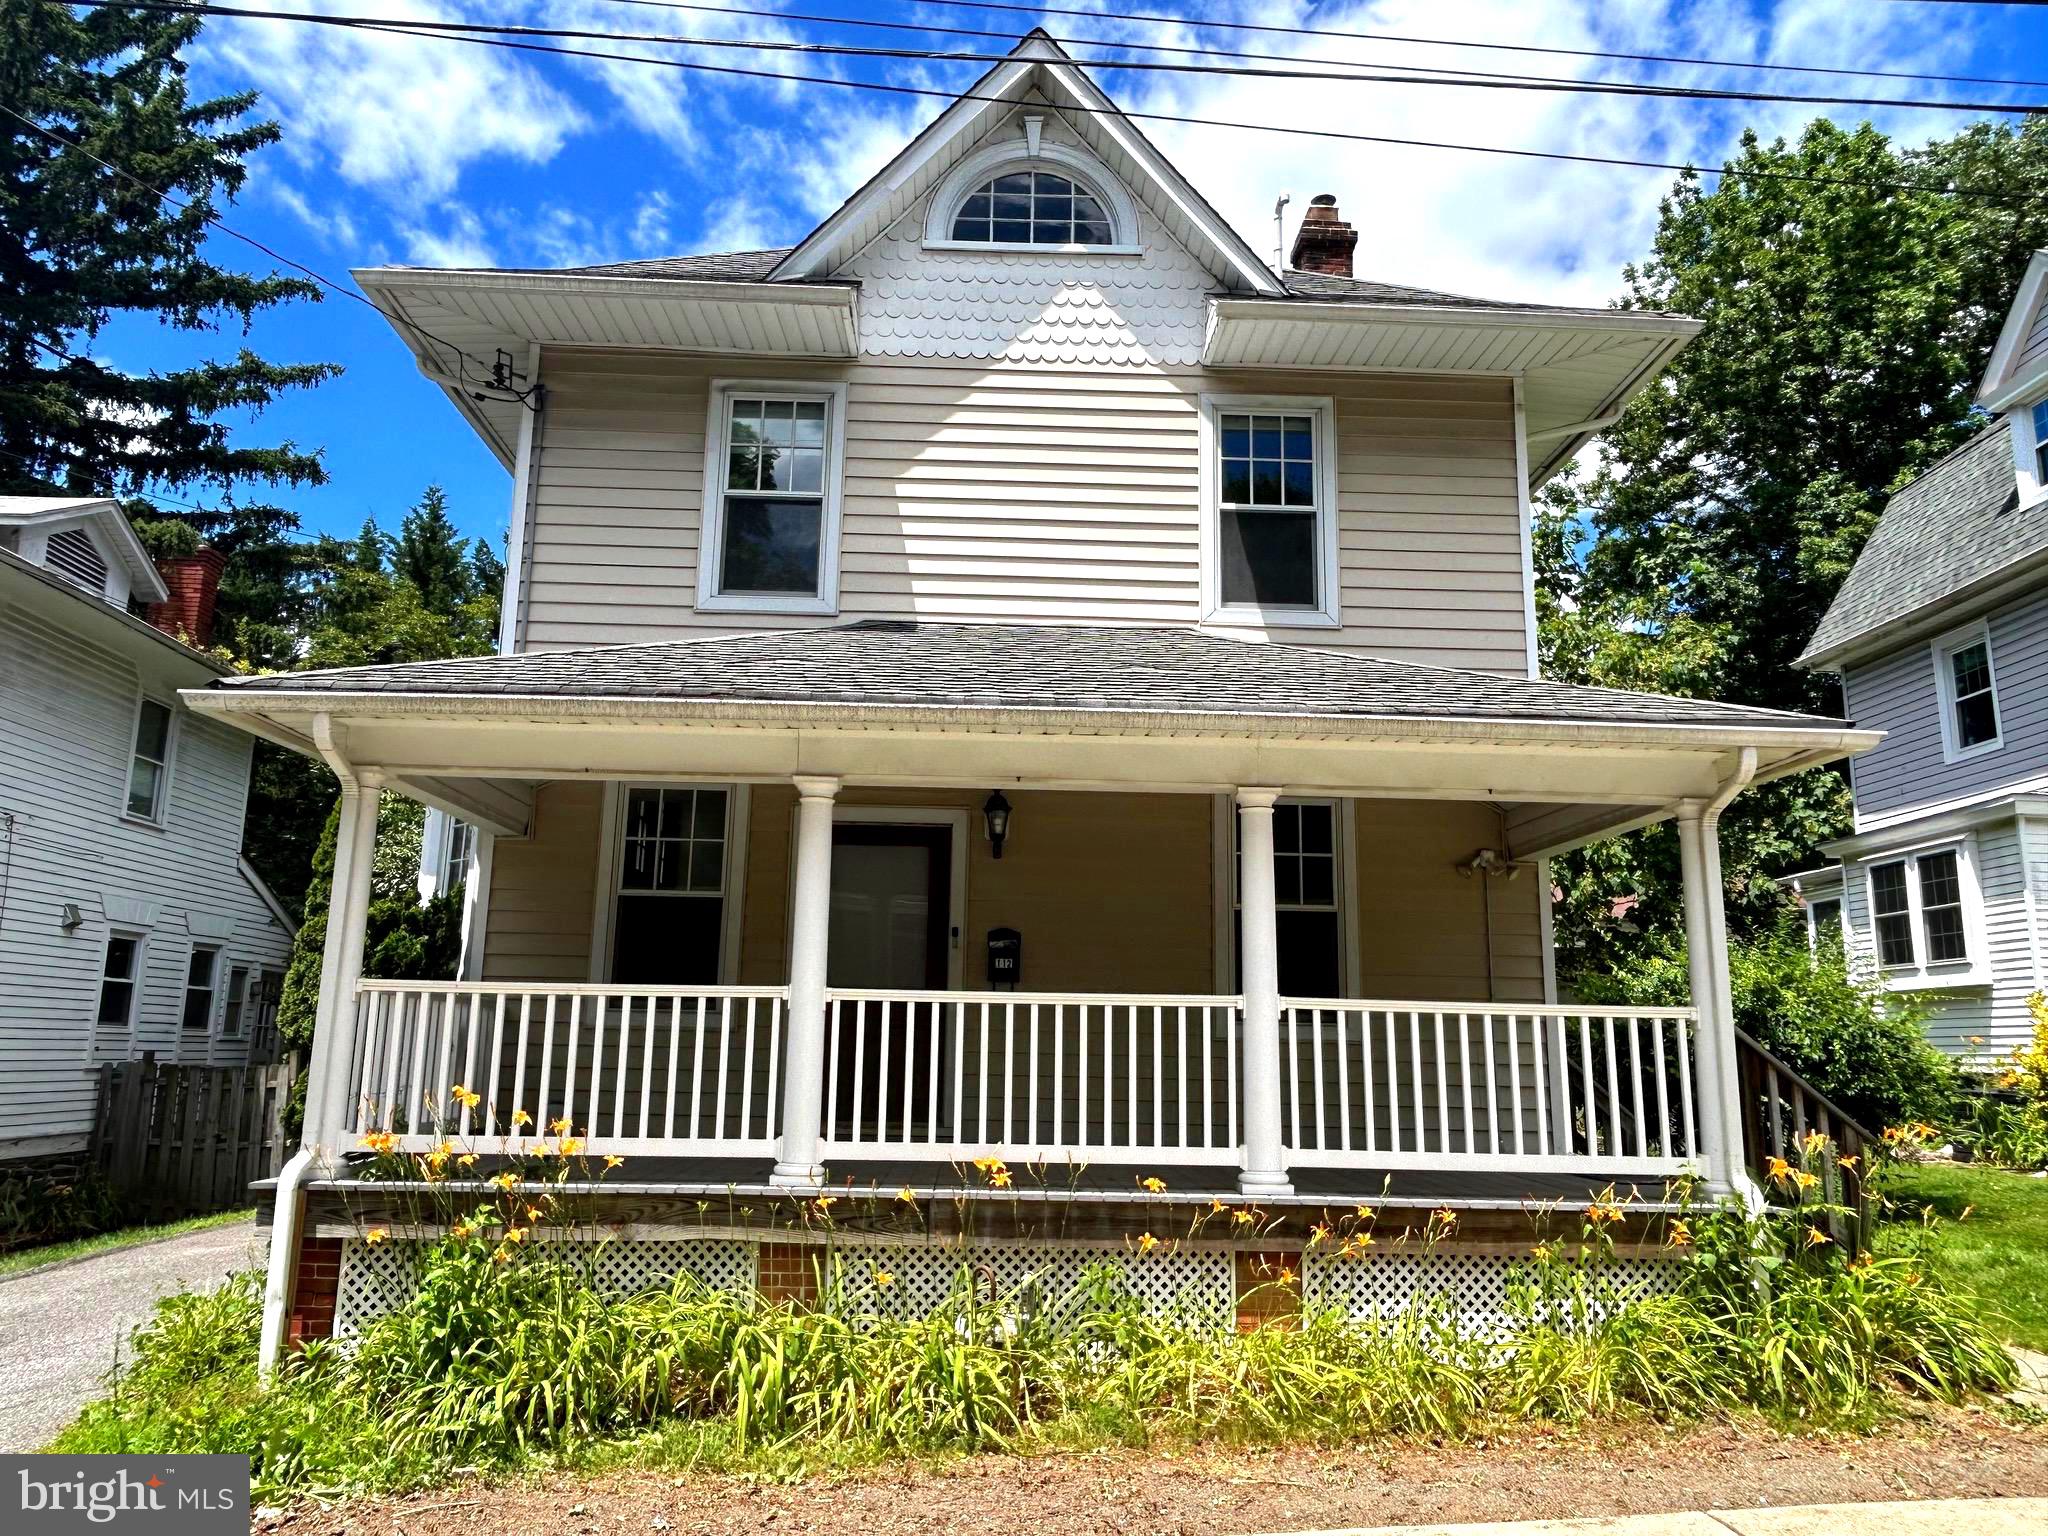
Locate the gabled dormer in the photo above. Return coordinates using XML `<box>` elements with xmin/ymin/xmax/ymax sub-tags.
<box><xmin>0</xmin><ymin>496</ymin><xmax>167</xmax><ymax>609</ymax></box>
<box><xmin>1980</xmin><ymin>249</ymin><xmax>2048</xmax><ymax>510</ymax></box>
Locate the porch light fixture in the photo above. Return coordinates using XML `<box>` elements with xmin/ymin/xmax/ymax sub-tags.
<box><xmin>983</xmin><ymin>790</ymin><xmax>1013</xmax><ymax>860</ymax></box>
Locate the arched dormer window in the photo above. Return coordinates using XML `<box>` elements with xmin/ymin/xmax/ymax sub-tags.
<box><xmin>950</xmin><ymin>170</ymin><xmax>1114</xmax><ymax>247</ymax></box>
<box><xmin>923</xmin><ymin>133</ymin><xmax>1140</xmax><ymax>254</ymax></box>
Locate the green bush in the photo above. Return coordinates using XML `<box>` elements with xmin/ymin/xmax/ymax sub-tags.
<box><xmin>1576</xmin><ymin>920</ymin><xmax>1957</xmax><ymax>1132</ymax></box>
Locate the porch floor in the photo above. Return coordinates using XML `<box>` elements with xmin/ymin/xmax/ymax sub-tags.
<box><xmin>309</xmin><ymin>1155</ymin><xmax>1686</xmax><ymax>1211</ymax></box>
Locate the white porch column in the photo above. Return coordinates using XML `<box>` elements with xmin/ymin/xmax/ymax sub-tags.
<box><xmin>301</xmin><ymin>771</ymin><xmax>381</xmax><ymax>1167</ymax></box>
<box><xmin>1676</xmin><ymin>804</ymin><xmax>1740</xmax><ymax>1192</ymax></box>
<box><xmin>772</xmin><ymin>774</ymin><xmax>840</xmax><ymax>1189</ymax></box>
<box><xmin>1235</xmin><ymin>788</ymin><xmax>1293</xmax><ymax>1196</ymax></box>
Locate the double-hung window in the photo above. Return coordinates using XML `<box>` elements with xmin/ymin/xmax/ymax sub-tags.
<box><xmin>126</xmin><ymin>699</ymin><xmax>172</xmax><ymax>821</ymax></box>
<box><xmin>223</xmin><ymin>965</ymin><xmax>251</xmax><ymax>1041</ymax></box>
<box><xmin>2035</xmin><ymin>399</ymin><xmax>2048</xmax><ymax>486</ymax></box>
<box><xmin>1865</xmin><ymin>843</ymin><xmax>1980</xmax><ymax>982</ymax></box>
<box><xmin>182</xmin><ymin>944</ymin><xmax>220</xmax><ymax>1034</ymax></box>
<box><xmin>1934</xmin><ymin>625</ymin><xmax>2002</xmax><ymax>760</ymax></box>
<box><xmin>697</xmin><ymin>382</ymin><xmax>846</xmax><ymax>615</ymax></box>
<box><xmin>610</xmin><ymin>787</ymin><xmax>730</xmax><ymax>986</ymax></box>
<box><xmin>96</xmin><ymin>933</ymin><xmax>143</xmax><ymax>1040</ymax></box>
<box><xmin>441</xmin><ymin>819</ymin><xmax>475</xmax><ymax>897</ymax></box>
<box><xmin>1230</xmin><ymin>798</ymin><xmax>1345</xmax><ymax>997</ymax></box>
<box><xmin>1201</xmin><ymin>395</ymin><xmax>1340</xmax><ymax>627</ymax></box>
<box><xmin>1805</xmin><ymin>894</ymin><xmax>1843</xmax><ymax>955</ymax></box>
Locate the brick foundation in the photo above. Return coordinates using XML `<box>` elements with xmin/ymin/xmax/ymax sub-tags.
<box><xmin>757</xmin><ymin>1241</ymin><xmax>819</xmax><ymax>1306</ymax></box>
<box><xmin>287</xmin><ymin>1234</ymin><xmax>343</xmax><ymax>1348</ymax></box>
<box><xmin>1235</xmin><ymin>1248</ymin><xmax>1302</xmax><ymax>1331</ymax></box>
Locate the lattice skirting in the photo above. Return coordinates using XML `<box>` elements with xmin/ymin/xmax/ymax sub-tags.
<box><xmin>1302</xmin><ymin>1250</ymin><xmax>1686</xmax><ymax>1333</ymax></box>
<box><xmin>818</xmin><ymin>1238</ymin><xmax>1235</xmax><ymax>1325</ymax></box>
<box><xmin>331</xmin><ymin>1236</ymin><xmax>758</xmax><ymax>1340</ymax></box>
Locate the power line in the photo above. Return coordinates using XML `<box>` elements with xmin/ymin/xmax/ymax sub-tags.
<box><xmin>102</xmin><ymin>3</ymin><xmax>2025</xmax><ymax>205</ymax></box>
<box><xmin>897</xmin><ymin>0</ymin><xmax>2048</xmax><ymax>90</ymax></box>
<box><xmin>0</xmin><ymin>100</ymin><xmax>538</xmax><ymax>411</ymax></box>
<box><xmin>76</xmin><ymin>0</ymin><xmax>2048</xmax><ymax>115</ymax></box>
<box><xmin>552</xmin><ymin>0</ymin><xmax>2048</xmax><ymax>95</ymax></box>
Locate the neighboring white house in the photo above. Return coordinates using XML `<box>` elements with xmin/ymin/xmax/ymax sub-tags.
<box><xmin>0</xmin><ymin>496</ymin><xmax>295</xmax><ymax>1163</ymax></box>
<box><xmin>1794</xmin><ymin>253</ymin><xmax>2048</xmax><ymax>1064</ymax></box>
<box><xmin>189</xmin><ymin>35</ymin><xmax>1884</xmax><ymax>1356</ymax></box>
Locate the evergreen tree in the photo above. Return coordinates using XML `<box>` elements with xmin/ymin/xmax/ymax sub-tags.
<box><xmin>393</xmin><ymin>485</ymin><xmax>469</xmax><ymax>612</ymax></box>
<box><xmin>0</xmin><ymin>0</ymin><xmax>338</xmax><ymax>497</ymax></box>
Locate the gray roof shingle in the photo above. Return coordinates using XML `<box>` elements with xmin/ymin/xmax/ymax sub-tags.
<box><xmin>1800</xmin><ymin>422</ymin><xmax>2036</xmax><ymax>666</ymax></box>
<box><xmin>210</xmin><ymin>621</ymin><xmax>1845</xmax><ymax>732</ymax></box>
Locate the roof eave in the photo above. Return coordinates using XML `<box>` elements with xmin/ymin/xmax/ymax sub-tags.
<box><xmin>1797</xmin><ymin>539</ymin><xmax>2048</xmax><ymax>672</ymax></box>
<box><xmin>183</xmin><ymin>683</ymin><xmax>1878</xmax><ymax>760</ymax></box>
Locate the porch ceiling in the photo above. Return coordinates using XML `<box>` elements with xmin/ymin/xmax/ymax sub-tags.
<box><xmin>184</xmin><ymin>622</ymin><xmax>1877</xmax><ymax>859</ymax></box>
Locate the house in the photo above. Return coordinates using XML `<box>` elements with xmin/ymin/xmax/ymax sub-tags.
<box><xmin>1794</xmin><ymin>252</ymin><xmax>2048</xmax><ymax>1065</ymax></box>
<box><xmin>0</xmin><ymin>496</ymin><xmax>296</xmax><ymax>1167</ymax></box>
<box><xmin>187</xmin><ymin>36</ymin><xmax>1879</xmax><ymax>1361</ymax></box>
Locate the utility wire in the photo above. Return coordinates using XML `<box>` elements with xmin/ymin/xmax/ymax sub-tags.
<box><xmin>533</xmin><ymin>0</ymin><xmax>2048</xmax><ymax>96</ymax></box>
<box><xmin>95</xmin><ymin>4</ymin><xmax>2026</xmax><ymax>205</ymax></box>
<box><xmin>897</xmin><ymin>0</ymin><xmax>2048</xmax><ymax>90</ymax></box>
<box><xmin>0</xmin><ymin>100</ymin><xmax>539</xmax><ymax>411</ymax></box>
<box><xmin>73</xmin><ymin>0</ymin><xmax>2048</xmax><ymax>115</ymax></box>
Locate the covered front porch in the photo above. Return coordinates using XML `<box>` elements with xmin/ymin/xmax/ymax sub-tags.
<box><xmin>189</xmin><ymin>624</ymin><xmax>1876</xmax><ymax>1209</ymax></box>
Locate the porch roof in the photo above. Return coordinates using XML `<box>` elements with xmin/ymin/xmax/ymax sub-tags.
<box><xmin>204</xmin><ymin>621</ymin><xmax>1847</xmax><ymax>736</ymax></box>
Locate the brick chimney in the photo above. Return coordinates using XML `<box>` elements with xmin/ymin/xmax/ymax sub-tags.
<box><xmin>1288</xmin><ymin>192</ymin><xmax>1357</xmax><ymax>277</ymax></box>
<box><xmin>147</xmin><ymin>546</ymin><xmax>227</xmax><ymax>649</ymax></box>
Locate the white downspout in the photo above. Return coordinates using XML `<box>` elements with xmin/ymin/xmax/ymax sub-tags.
<box><xmin>258</xmin><ymin>1148</ymin><xmax>311</xmax><ymax>1382</ymax></box>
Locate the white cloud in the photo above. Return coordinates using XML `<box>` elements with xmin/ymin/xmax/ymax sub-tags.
<box><xmin>200</xmin><ymin>0</ymin><xmax>584</xmax><ymax>200</ymax></box>
<box><xmin>269</xmin><ymin>179</ymin><xmax>359</xmax><ymax>248</ymax></box>
<box><xmin>400</xmin><ymin>206</ymin><xmax>493</xmax><ymax>267</ymax></box>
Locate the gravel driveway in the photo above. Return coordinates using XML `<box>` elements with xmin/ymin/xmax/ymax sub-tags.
<box><xmin>0</xmin><ymin>1218</ymin><xmax>268</xmax><ymax>1452</ymax></box>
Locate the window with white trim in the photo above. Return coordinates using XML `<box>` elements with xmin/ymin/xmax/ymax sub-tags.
<box><xmin>441</xmin><ymin>819</ymin><xmax>475</xmax><ymax>898</ymax></box>
<box><xmin>611</xmin><ymin>787</ymin><xmax>730</xmax><ymax>985</ymax></box>
<box><xmin>223</xmin><ymin>964</ymin><xmax>251</xmax><ymax>1041</ymax></box>
<box><xmin>126</xmin><ymin>699</ymin><xmax>172</xmax><ymax>821</ymax></box>
<box><xmin>182</xmin><ymin>943</ymin><xmax>220</xmax><ymax>1033</ymax></box>
<box><xmin>1865</xmin><ymin>843</ymin><xmax>1979</xmax><ymax>980</ymax></box>
<box><xmin>1934</xmin><ymin>625</ymin><xmax>2002</xmax><ymax>760</ymax></box>
<box><xmin>2035</xmin><ymin>400</ymin><xmax>2048</xmax><ymax>485</ymax></box>
<box><xmin>697</xmin><ymin>383</ymin><xmax>846</xmax><ymax>615</ymax></box>
<box><xmin>949</xmin><ymin>169</ymin><xmax>1115</xmax><ymax>246</ymax></box>
<box><xmin>1232</xmin><ymin>799</ymin><xmax>1344</xmax><ymax>997</ymax></box>
<box><xmin>1804</xmin><ymin>895</ymin><xmax>1842</xmax><ymax>955</ymax></box>
<box><xmin>96</xmin><ymin>932</ymin><xmax>143</xmax><ymax>1036</ymax></box>
<box><xmin>1201</xmin><ymin>396</ymin><xmax>1341</xmax><ymax>627</ymax></box>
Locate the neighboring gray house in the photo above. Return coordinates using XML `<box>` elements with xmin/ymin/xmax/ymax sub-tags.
<box><xmin>0</xmin><ymin>496</ymin><xmax>296</xmax><ymax>1163</ymax></box>
<box><xmin>1793</xmin><ymin>253</ymin><xmax>2048</xmax><ymax>1062</ymax></box>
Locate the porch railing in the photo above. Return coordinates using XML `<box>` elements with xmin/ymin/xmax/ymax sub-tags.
<box><xmin>341</xmin><ymin>983</ymin><xmax>1705</xmax><ymax>1178</ymax></box>
<box><xmin>346</xmin><ymin>982</ymin><xmax>788</xmax><ymax>1155</ymax></box>
<box><xmin>1280</xmin><ymin>1000</ymin><xmax>1702</xmax><ymax>1175</ymax></box>
<box><xmin>817</xmin><ymin>989</ymin><xmax>1242</xmax><ymax>1164</ymax></box>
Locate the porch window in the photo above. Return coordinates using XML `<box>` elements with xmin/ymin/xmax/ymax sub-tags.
<box><xmin>1200</xmin><ymin>394</ymin><xmax>1340</xmax><ymax>627</ymax></box>
<box><xmin>611</xmin><ymin>787</ymin><xmax>729</xmax><ymax>986</ymax></box>
<box><xmin>1865</xmin><ymin>843</ymin><xmax>1979</xmax><ymax>980</ymax></box>
<box><xmin>182</xmin><ymin>944</ymin><xmax>220</xmax><ymax>1033</ymax></box>
<box><xmin>441</xmin><ymin>818</ymin><xmax>475</xmax><ymax>897</ymax></box>
<box><xmin>126</xmin><ymin>698</ymin><xmax>172</xmax><ymax>821</ymax></box>
<box><xmin>697</xmin><ymin>382</ymin><xmax>846</xmax><ymax>615</ymax></box>
<box><xmin>1233</xmin><ymin>798</ymin><xmax>1344</xmax><ymax>997</ymax></box>
<box><xmin>1934</xmin><ymin>625</ymin><xmax>2001</xmax><ymax>760</ymax></box>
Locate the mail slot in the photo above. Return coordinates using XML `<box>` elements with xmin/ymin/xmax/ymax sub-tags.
<box><xmin>986</xmin><ymin>926</ymin><xmax>1022</xmax><ymax>990</ymax></box>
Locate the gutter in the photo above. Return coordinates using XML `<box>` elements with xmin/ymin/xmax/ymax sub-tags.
<box><xmin>1207</xmin><ymin>295</ymin><xmax>1703</xmax><ymax>337</ymax></box>
<box><xmin>352</xmin><ymin>266</ymin><xmax>859</xmax><ymax>310</ymax></box>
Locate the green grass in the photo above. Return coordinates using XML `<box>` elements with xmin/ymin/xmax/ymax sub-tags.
<box><xmin>0</xmin><ymin>1208</ymin><xmax>253</xmax><ymax>1281</ymax></box>
<box><xmin>1881</xmin><ymin>1163</ymin><xmax>2048</xmax><ymax>1351</ymax></box>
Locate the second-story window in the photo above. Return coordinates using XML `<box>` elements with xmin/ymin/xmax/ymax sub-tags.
<box><xmin>1200</xmin><ymin>395</ymin><xmax>1341</xmax><ymax>628</ymax></box>
<box><xmin>697</xmin><ymin>382</ymin><xmax>847</xmax><ymax>616</ymax></box>
<box><xmin>2034</xmin><ymin>399</ymin><xmax>2048</xmax><ymax>484</ymax></box>
<box><xmin>1934</xmin><ymin>624</ymin><xmax>2002</xmax><ymax>761</ymax></box>
<box><xmin>126</xmin><ymin>698</ymin><xmax>173</xmax><ymax>821</ymax></box>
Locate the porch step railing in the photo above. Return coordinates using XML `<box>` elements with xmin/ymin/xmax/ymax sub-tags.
<box><xmin>1734</xmin><ymin>1028</ymin><xmax>1876</xmax><ymax>1248</ymax></box>
<box><xmin>1278</xmin><ymin>1000</ymin><xmax>1703</xmax><ymax>1175</ymax></box>
<box><xmin>817</xmin><ymin>989</ymin><xmax>1242</xmax><ymax>1164</ymax></box>
<box><xmin>346</xmin><ymin>982</ymin><xmax>788</xmax><ymax>1155</ymax></box>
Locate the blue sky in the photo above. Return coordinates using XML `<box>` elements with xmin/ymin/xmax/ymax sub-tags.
<box><xmin>89</xmin><ymin>0</ymin><xmax>2048</xmax><ymax>554</ymax></box>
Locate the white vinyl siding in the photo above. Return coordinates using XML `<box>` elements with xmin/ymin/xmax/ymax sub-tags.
<box><xmin>1843</xmin><ymin>589</ymin><xmax>2048</xmax><ymax>829</ymax></box>
<box><xmin>519</xmin><ymin>351</ymin><xmax>1532</xmax><ymax>674</ymax></box>
<box><xmin>0</xmin><ymin>597</ymin><xmax>295</xmax><ymax>1151</ymax></box>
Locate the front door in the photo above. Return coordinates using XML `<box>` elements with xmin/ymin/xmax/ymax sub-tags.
<box><xmin>826</xmin><ymin>823</ymin><xmax>951</xmax><ymax>1139</ymax></box>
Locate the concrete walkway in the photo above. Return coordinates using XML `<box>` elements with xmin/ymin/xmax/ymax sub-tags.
<box><xmin>0</xmin><ymin>1218</ymin><xmax>268</xmax><ymax>1452</ymax></box>
<box><xmin>1270</xmin><ymin>1496</ymin><xmax>2048</xmax><ymax>1536</ymax></box>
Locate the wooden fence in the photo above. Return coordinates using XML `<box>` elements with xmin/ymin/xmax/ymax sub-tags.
<box><xmin>89</xmin><ymin>1053</ymin><xmax>300</xmax><ymax>1222</ymax></box>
